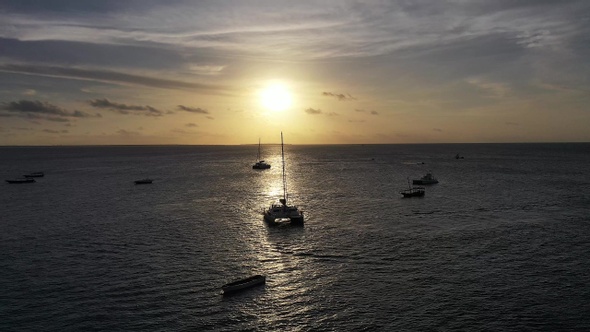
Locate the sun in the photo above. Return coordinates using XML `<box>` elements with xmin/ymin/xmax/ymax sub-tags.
<box><xmin>259</xmin><ymin>82</ymin><xmax>293</xmax><ymax>112</ymax></box>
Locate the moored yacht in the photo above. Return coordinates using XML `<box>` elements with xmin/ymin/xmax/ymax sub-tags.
<box><xmin>263</xmin><ymin>132</ymin><xmax>304</xmax><ymax>226</ymax></box>
<box><xmin>252</xmin><ymin>138</ymin><xmax>271</xmax><ymax>169</ymax></box>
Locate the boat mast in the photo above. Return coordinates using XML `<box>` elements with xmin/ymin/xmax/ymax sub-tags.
<box><xmin>257</xmin><ymin>138</ymin><xmax>261</xmax><ymax>162</ymax></box>
<box><xmin>281</xmin><ymin>132</ymin><xmax>287</xmax><ymax>205</ymax></box>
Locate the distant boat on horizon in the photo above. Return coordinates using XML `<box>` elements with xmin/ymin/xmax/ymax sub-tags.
<box><xmin>24</xmin><ymin>172</ymin><xmax>44</xmax><ymax>178</ymax></box>
<box><xmin>252</xmin><ymin>138</ymin><xmax>271</xmax><ymax>170</ymax></box>
<box><xmin>134</xmin><ymin>178</ymin><xmax>153</xmax><ymax>184</ymax></box>
<box><xmin>412</xmin><ymin>172</ymin><xmax>439</xmax><ymax>185</ymax></box>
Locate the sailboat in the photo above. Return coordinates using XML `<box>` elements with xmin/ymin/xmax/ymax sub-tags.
<box><xmin>252</xmin><ymin>138</ymin><xmax>271</xmax><ymax>169</ymax></box>
<box><xmin>400</xmin><ymin>178</ymin><xmax>425</xmax><ymax>198</ymax></box>
<box><xmin>263</xmin><ymin>132</ymin><xmax>304</xmax><ymax>225</ymax></box>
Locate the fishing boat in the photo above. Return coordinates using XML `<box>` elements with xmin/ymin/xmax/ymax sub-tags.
<box><xmin>252</xmin><ymin>138</ymin><xmax>271</xmax><ymax>169</ymax></box>
<box><xmin>412</xmin><ymin>172</ymin><xmax>438</xmax><ymax>185</ymax></box>
<box><xmin>134</xmin><ymin>178</ymin><xmax>153</xmax><ymax>184</ymax></box>
<box><xmin>6</xmin><ymin>178</ymin><xmax>36</xmax><ymax>184</ymax></box>
<box><xmin>24</xmin><ymin>172</ymin><xmax>44</xmax><ymax>178</ymax></box>
<box><xmin>400</xmin><ymin>178</ymin><xmax>425</xmax><ymax>197</ymax></box>
<box><xmin>263</xmin><ymin>132</ymin><xmax>304</xmax><ymax>225</ymax></box>
<box><xmin>221</xmin><ymin>274</ymin><xmax>266</xmax><ymax>295</ymax></box>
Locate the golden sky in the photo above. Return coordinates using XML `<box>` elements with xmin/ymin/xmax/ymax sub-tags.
<box><xmin>1</xmin><ymin>1</ymin><xmax>589</xmax><ymax>145</ymax></box>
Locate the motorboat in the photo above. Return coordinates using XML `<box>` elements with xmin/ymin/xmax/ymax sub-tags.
<box><xmin>400</xmin><ymin>187</ymin><xmax>425</xmax><ymax>198</ymax></box>
<box><xmin>6</xmin><ymin>178</ymin><xmax>36</xmax><ymax>184</ymax></box>
<box><xmin>134</xmin><ymin>178</ymin><xmax>153</xmax><ymax>184</ymax></box>
<box><xmin>412</xmin><ymin>172</ymin><xmax>438</xmax><ymax>185</ymax></box>
<box><xmin>400</xmin><ymin>178</ymin><xmax>425</xmax><ymax>197</ymax></box>
<box><xmin>252</xmin><ymin>138</ymin><xmax>271</xmax><ymax>169</ymax></box>
<box><xmin>24</xmin><ymin>172</ymin><xmax>44</xmax><ymax>178</ymax></box>
<box><xmin>221</xmin><ymin>275</ymin><xmax>266</xmax><ymax>295</ymax></box>
<box><xmin>263</xmin><ymin>132</ymin><xmax>304</xmax><ymax>226</ymax></box>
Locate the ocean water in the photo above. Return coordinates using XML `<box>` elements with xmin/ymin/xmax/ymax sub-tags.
<box><xmin>1</xmin><ymin>143</ymin><xmax>590</xmax><ymax>331</ymax></box>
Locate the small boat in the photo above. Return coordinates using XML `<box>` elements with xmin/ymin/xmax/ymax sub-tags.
<box><xmin>400</xmin><ymin>187</ymin><xmax>425</xmax><ymax>197</ymax></box>
<box><xmin>6</xmin><ymin>178</ymin><xmax>36</xmax><ymax>184</ymax></box>
<box><xmin>252</xmin><ymin>138</ymin><xmax>271</xmax><ymax>169</ymax></box>
<box><xmin>412</xmin><ymin>172</ymin><xmax>439</xmax><ymax>185</ymax></box>
<box><xmin>221</xmin><ymin>274</ymin><xmax>266</xmax><ymax>295</ymax></box>
<box><xmin>455</xmin><ymin>153</ymin><xmax>464</xmax><ymax>159</ymax></box>
<box><xmin>400</xmin><ymin>178</ymin><xmax>425</xmax><ymax>197</ymax></box>
<box><xmin>24</xmin><ymin>172</ymin><xmax>44</xmax><ymax>178</ymax></box>
<box><xmin>134</xmin><ymin>178</ymin><xmax>153</xmax><ymax>184</ymax></box>
<box><xmin>263</xmin><ymin>132</ymin><xmax>304</xmax><ymax>225</ymax></box>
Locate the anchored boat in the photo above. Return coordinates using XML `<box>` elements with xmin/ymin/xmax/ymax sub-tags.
<box><xmin>263</xmin><ymin>132</ymin><xmax>304</xmax><ymax>226</ymax></box>
<box><xmin>221</xmin><ymin>275</ymin><xmax>266</xmax><ymax>295</ymax></box>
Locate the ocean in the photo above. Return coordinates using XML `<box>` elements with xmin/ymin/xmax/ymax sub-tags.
<box><xmin>1</xmin><ymin>143</ymin><xmax>589</xmax><ymax>331</ymax></box>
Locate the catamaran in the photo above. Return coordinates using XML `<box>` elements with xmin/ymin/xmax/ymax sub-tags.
<box><xmin>263</xmin><ymin>132</ymin><xmax>304</xmax><ymax>225</ymax></box>
<box><xmin>252</xmin><ymin>138</ymin><xmax>271</xmax><ymax>169</ymax></box>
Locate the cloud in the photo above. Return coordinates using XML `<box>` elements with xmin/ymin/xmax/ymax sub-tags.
<box><xmin>349</xmin><ymin>119</ymin><xmax>366</xmax><ymax>123</ymax></box>
<box><xmin>178</xmin><ymin>105</ymin><xmax>209</xmax><ymax>114</ymax></box>
<box><xmin>23</xmin><ymin>89</ymin><xmax>36</xmax><ymax>96</ymax></box>
<box><xmin>185</xmin><ymin>123</ymin><xmax>198</xmax><ymax>127</ymax></box>
<box><xmin>43</xmin><ymin>129</ymin><xmax>69</xmax><ymax>134</ymax></box>
<box><xmin>355</xmin><ymin>108</ymin><xmax>378</xmax><ymax>116</ymax></box>
<box><xmin>88</xmin><ymin>98</ymin><xmax>163</xmax><ymax>116</ymax></box>
<box><xmin>117</xmin><ymin>129</ymin><xmax>140</xmax><ymax>136</ymax></box>
<box><xmin>505</xmin><ymin>122</ymin><xmax>520</xmax><ymax>126</ymax></box>
<box><xmin>0</xmin><ymin>64</ymin><xmax>228</xmax><ymax>93</ymax></box>
<box><xmin>305</xmin><ymin>108</ymin><xmax>322</xmax><ymax>115</ymax></box>
<box><xmin>433</xmin><ymin>128</ymin><xmax>443</xmax><ymax>132</ymax></box>
<box><xmin>0</xmin><ymin>100</ymin><xmax>100</xmax><ymax>122</ymax></box>
<box><xmin>323</xmin><ymin>92</ymin><xmax>356</xmax><ymax>101</ymax></box>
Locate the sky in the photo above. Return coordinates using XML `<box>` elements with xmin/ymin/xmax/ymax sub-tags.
<box><xmin>1</xmin><ymin>0</ymin><xmax>589</xmax><ymax>145</ymax></box>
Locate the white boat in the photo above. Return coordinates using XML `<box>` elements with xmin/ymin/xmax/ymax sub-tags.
<box><xmin>412</xmin><ymin>172</ymin><xmax>438</xmax><ymax>185</ymax></box>
<box><xmin>263</xmin><ymin>132</ymin><xmax>304</xmax><ymax>226</ymax></box>
<box><xmin>400</xmin><ymin>178</ymin><xmax>425</xmax><ymax>197</ymax></box>
<box><xmin>252</xmin><ymin>138</ymin><xmax>271</xmax><ymax>169</ymax></box>
<box><xmin>221</xmin><ymin>274</ymin><xmax>266</xmax><ymax>295</ymax></box>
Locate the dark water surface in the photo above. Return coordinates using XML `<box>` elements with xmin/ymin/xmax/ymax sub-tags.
<box><xmin>1</xmin><ymin>143</ymin><xmax>590</xmax><ymax>331</ymax></box>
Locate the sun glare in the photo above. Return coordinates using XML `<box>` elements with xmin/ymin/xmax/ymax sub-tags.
<box><xmin>259</xmin><ymin>82</ymin><xmax>293</xmax><ymax>112</ymax></box>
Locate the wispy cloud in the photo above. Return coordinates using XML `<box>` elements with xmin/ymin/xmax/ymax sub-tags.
<box><xmin>117</xmin><ymin>129</ymin><xmax>140</xmax><ymax>136</ymax></box>
<box><xmin>185</xmin><ymin>123</ymin><xmax>198</xmax><ymax>127</ymax></box>
<box><xmin>178</xmin><ymin>105</ymin><xmax>209</xmax><ymax>114</ymax></box>
<box><xmin>355</xmin><ymin>109</ymin><xmax>379</xmax><ymax>116</ymax></box>
<box><xmin>0</xmin><ymin>100</ymin><xmax>100</xmax><ymax>123</ymax></box>
<box><xmin>323</xmin><ymin>92</ymin><xmax>356</xmax><ymax>101</ymax></box>
<box><xmin>304</xmin><ymin>107</ymin><xmax>322</xmax><ymax>115</ymax></box>
<box><xmin>0</xmin><ymin>64</ymin><xmax>227</xmax><ymax>93</ymax></box>
<box><xmin>43</xmin><ymin>129</ymin><xmax>68</xmax><ymax>134</ymax></box>
<box><xmin>88</xmin><ymin>98</ymin><xmax>162</xmax><ymax>116</ymax></box>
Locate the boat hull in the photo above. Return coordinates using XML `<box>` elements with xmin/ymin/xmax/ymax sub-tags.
<box><xmin>6</xmin><ymin>179</ymin><xmax>36</xmax><ymax>184</ymax></box>
<box><xmin>412</xmin><ymin>179</ymin><xmax>438</xmax><ymax>185</ymax></box>
<box><xmin>264</xmin><ymin>205</ymin><xmax>304</xmax><ymax>226</ymax></box>
<box><xmin>24</xmin><ymin>172</ymin><xmax>44</xmax><ymax>178</ymax></box>
<box><xmin>222</xmin><ymin>275</ymin><xmax>266</xmax><ymax>295</ymax></box>
<box><xmin>400</xmin><ymin>188</ymin><xmax>425</xmax><ymax>197</ymax></box>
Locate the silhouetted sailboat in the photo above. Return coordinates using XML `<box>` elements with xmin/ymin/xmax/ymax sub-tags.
<box><xmin>252</xmin><ymin>138</ymin><xmax>271</xmax><ymax>169</ymax></box>
<box><xmin>263</xmin><ymin>132</ymin><xmax>304</xmax><ymax>225</ymax></box>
